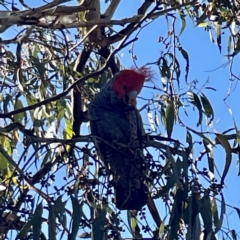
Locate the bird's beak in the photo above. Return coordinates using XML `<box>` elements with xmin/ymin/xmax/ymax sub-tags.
<box><xmin>127</xmin><ymin>90</ymin><xmax>138</xmax><ymax>106</ymax></box>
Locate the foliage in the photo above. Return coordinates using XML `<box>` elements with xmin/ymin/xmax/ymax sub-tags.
<box><xmin>0</xmin><ymin>0</ymin><xmax>240</xmax><ymax>239</ymax></box>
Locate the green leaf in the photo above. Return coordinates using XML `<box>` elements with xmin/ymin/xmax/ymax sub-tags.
<box><xmin>233</xmin><ymin>206</ymin><xmax>240</xmax><ymax>229</ymax></box>
<box><xmin>31</xmin><ymin>56</ymin><xmax>46</xmax><ymax>86</ymax></box>
<box><xmin>197</xmin><ymin>22</ymin><xmax>208</xmax><ymax>27</ymax></box>
<box><xmin>174</xmin><ymin>57</ymin><xmax>181</xmax><ymax>86</ymax></box>
<box><xmin>214</xmin><ymin>194</ymin><xmax>225</xmax><ymax>233</ymax></box>
<box><xmin>199</xmin><ymin>190</ymin><xmax>213</xmax><ymax>236</ymax></box>
<box><xmin>33</xmin><ymin>202</ymin><xmax>43</xmax><ymax>240</ymax></box>
<box><xmin>64</xmin><ymin>118</ymin><xmax>74</xmax><ymax>139</ymax></box>
<box><xmin>179</xmin><ymin>47</ymin><xmax>189</xmax><ymax>82</ymax></box>
<box><xmin>33</xmin><ymin>45</ymin><xmax>40</xmax><ymax>57</ymax></box>
<box><xmin>186</xmin><ymin>126</ymin><xmax>215</xmax><ymax>146</ymax></box>
<box><xmin>165</xmin><ymin>103</ymin><xmax>175</xmax><ymax>138</ymax></box>
<box><xmin>228</xmin><ymin>35</ymin><xmax>232</xmax><ymax>56</ymax></box>
<box><xmin>127</xmin><ymin>211</ymin><xmax>142</xmax><ymax>238</ymax></box>
<box><xmin>215</xmin><ymin>133</ymin><xmax>232</xmax><ymax>185</ymax></box>
<box><xmin>69</xmin><ymin>196</ymin><xmax>82</xmax><ymax>240</ymax></box>
<box><xmin>166</xmin><ymin>148</ymin><xmax>182</xmax><ymax>190</ymax></box>
<box><xmin>41</xmin><ymin>151</ymin><xmax>51</xmax><ymax>167</ymax></box>
<box><xmin>3</xmin><ymin>94</ymin><xmax>12</xmax><ymax>114</ymax></box>
<box><xmin>54</xmin><ymin>196</ymin><xmax>67</xmax><ymax>230</ymax></box>
<box><xmin>187</xmin><ymin>92</ymin><xmax>203</xmax><ymax>126</ymax></box>
<box><xmin>186</xmin><ymin>130</ymin><xmax>193</xmax><ymax>147</ymax></box>
<box><xmin>57</xmin><ymin>99</ymin><xmax>66</xmax><ymax>121</ymax></box>
<box><xmin>13</xmin><ymin>99</ymin><xmax>25</xmax><ymax>122</ymax></box>
<box><xmin>159</xmin><ymin>57</ymin><xmax>171</xmax><ymax>80</ymax></box>
<box><xmin>0</xmin><ymin>136</ymin><xmax>13</xmax><ymax>171</ymax></box>
<box><xmin>0</xmin><ymin>152</ymin><xmax>9</xmax><ymax>170</ymax></box>
<box><xmin>185</xmin><ymin>195</ymin><xmax>201</xmax><ymax>239</ymax></box>
<box><xmin>169</xmin><ymin>189</ymin><xmax>185</xmax><ymax>239</ymax></box>
<box><xmin>159</xmin><ymin>221</ymin><xmax>165</xmax><ymax>239</ymax></box>
<box><xmin>92</xmin><ymin>208</ymin><xmax>106</xmax><ymax>240</ymax></box>
<box><xmin>200</xmin><ymin>93</ymin><xmax>214</xmax><ymax>121</ymax></box>
<box><xmin>203</xmin><ymin>140</ymin><xmax>214</xmax><ymax>174</ymax></box>
<box><xmin>212</xmin><ymin>197</ymin><xmax>219</xmax><ymax>231</ymax></box>
<box><xmin>1</xmin><ymin>135</ymin><xmax>12</xmax><ymax>156</ymax></box>
<box><xmin>49</xmin><ymin>205</ymin><xmax>56</xmax><ymax>240</ymax></box>
<box><xmin>26</xmin><ymin>93</ymin><xmax>38</xmax><ymax>120</ymax></box>
<box><xmin>179</xmin><ymin>10</ymin><xmax>186</xmax><ymax>36</ymax></box>
<box><xmin>18</xmin><ymin>218</ymin><xmax>33</xmax><ymax>239</ymax></box>
<box><xmin>230</xmin><ymin>35</ymin><xmax>240</xmax><ymax>57</ymax></box>
<box><xmin>215</xmin><ymin>23</ymin><xmax>222</xmax><ymax>53</ymax></box>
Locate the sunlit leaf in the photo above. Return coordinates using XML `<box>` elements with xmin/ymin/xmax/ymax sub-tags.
<box><xmin>0</xmin><ymin>184</ymin><xmax>6</xmax><ymax>191</ymax></box>
<box><xmin>148</xmin><ymin>111</ymin><xmax>155</xmax><ymax>131</ymax></box>
<box><xmin>13</xmin><ymin>99</ymin><xmax>25</xmax><ymax>122</ymax></box>
<box><xmin>179</xmin><ymin>10</ymin><xmax>186</xmax><ymax>36</ymax></box>
<box><xmin>196</xmin><ymin>5</ymin><xmax>209</xmax><ymax>26</ymax></box>
<box><xmin>159</xmin><ymin>221</ymin><xmax>165</xmax><ymax>239</ymax></box>
<box><xmin>64</xmin><ymin>118</ymin><xmax>74</xmax><ymax>140</ymax></box>
<box><xmin>198</xmin><ymin>22</ymin><xmax>208</xmax><ymax>27</ymax></box>
<box><xmin>33</xmin><ymin>45</ymin><xmax>40</xmax><ymax>57</ymax></box>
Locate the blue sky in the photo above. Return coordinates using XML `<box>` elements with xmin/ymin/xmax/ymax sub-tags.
<box><xmin>1</xmin><ymin>0</ymin><xmax>240</xmax><ymax>239</ymax></box>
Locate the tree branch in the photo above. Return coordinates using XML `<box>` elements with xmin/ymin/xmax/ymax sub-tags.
<box><xmin>0</xmin><ymin>37</ymin><xmax>136</xmax><ymax>119</ymax></box>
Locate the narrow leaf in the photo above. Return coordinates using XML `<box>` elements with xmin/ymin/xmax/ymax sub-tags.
<box><xmin>13</xmin><ymin>99</ymin><xmax>25</xmax><ymax>122</ymax></box>
<box><xmin>215</xmin><ymin>133</ymin><xmax>232</xmax><ymax>185</ymax></box>
<box><xmin>33</xmin><ymin>202</ymin><xmax>43</xmax><ymax>240</ymax></box>
<box><xmin>69</xmin><ymin>196</ymin><xmax>82</xmax><ymax>240</ymax></box>
<box><xmin>187</xmin><ymin>92</ymin><xmax>203</xmax><ymax>126</ymax></box>
<box><xmin>165</xmin><ymin>103</ymin><xmax>175</xmax><ymax>137</ymax></box>
<box><xmin>92</xmin><ymin>209</ymin><xmax>106</xmax><ymax>240</ymax></box>
<box><xmin>200</xmin><ymin>93</ymin><xmax>214</xmax><ymax>121</ymax></box>
<box><xmin>179</xmin><ymin>10</ymin><xmax>186</xmax><ymax>36</ymax></box>
<box><xmin>179</xmin><ymin>47</ymin><xmax>189</xmax><ymax>82</ymax></box>
<box><xmin>215</xmin><ymin>23</ymin><xmax>222</xmax><ymax>53</ymax></box>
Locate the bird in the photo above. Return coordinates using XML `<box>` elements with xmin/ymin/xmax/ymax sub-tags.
<box><xmin>88</xmin><ymin>68</ymin><xmax>152</xmax><ymax>210</ymax></box>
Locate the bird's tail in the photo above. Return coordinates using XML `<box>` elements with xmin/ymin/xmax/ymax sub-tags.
<box><xmin>115</xmin><ymin>182</ymin><xmax>148</xmax><ymax>210</ymax></box>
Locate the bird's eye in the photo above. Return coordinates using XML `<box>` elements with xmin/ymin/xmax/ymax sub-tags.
<box><xmin>123</xmin><ymin>85</ymin><xmax>127</xmax><ymax>90</ymax></box>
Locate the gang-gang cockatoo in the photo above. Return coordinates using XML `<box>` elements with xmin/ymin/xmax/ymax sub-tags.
<box><xmin>88</xmin><ymin>68</ymin><xmax>151</xmax><ymax>210</ymax></box>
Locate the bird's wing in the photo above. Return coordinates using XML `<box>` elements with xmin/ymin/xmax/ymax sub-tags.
<box><xmin>90</xmin><ymin>119</ymin><xmax>108</xmax><ymax>169</ymax></box>
<box><xmin>90</xmin><ymin>108</ymin><xmax>148</xmax><ymax>210</ymax></box>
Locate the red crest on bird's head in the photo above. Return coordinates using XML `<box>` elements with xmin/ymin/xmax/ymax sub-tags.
<box><xmin>112</xmin><ymin>67</ymin><xmax>153</xmax><ymax>100</ymax></box>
